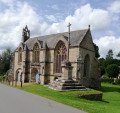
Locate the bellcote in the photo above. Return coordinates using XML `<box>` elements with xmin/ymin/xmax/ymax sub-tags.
<box><xmin>22</xmin><ymin>25</ymin><xmax>30</xmax><ymax>42</ymax></box>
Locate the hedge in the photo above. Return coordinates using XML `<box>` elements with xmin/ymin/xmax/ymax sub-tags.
<box><xmin>115</xmin><ymin>79</ymin><xmax>120</xmax><ymax>85</ymax></box>
<box><xmin>101</xmin><ymin>77</ymin><xmax>114</xmax><ymax>83</ymax></box>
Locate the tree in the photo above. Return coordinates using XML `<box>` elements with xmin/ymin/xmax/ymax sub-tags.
<box><xmin>93</xmin><ymin>43</ymin><xmax>100</xmax><ymax>58</ymax></box>
<box><xmin>116</xmin><ymin>51</ymin><xmax>120</xmax><ymax>57</ymax></box>
<box><xmin>100</xmin><ymin>66</ymin><xmax>105</xmax><ymax>76</ymax></box>
<box><xmin>105</xmin><ymin>59</ymin><xmax>120</xmax><ymax>67</ymax></box>
<box><xmin>106</xmin><ymin>49</ymin><xmax>113</xmax><ymax>60</ymax></box>
<box><xmin>0</xmin><ymin>48</ymin><xmax>12</xmax><ymax>75</ymax></box>
<box><xmin>99</xmin><ymin>58</ymin><xmax>106</xmax><ymax>76</ymax></box>
<box><xmin>105</xmin><ymin>64</ymin><xmax>119</xmax><ymax>78</ymax></box>
<box><xmin>99</xmin><ymin>58</ymin><xmax>105</xmax><ymax>66</ymax></box>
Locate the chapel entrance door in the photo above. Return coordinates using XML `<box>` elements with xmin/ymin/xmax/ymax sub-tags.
<box><xmin>35</xmin><ymin>71</ymin><xmax>39</xmax><ymax>83</ymax></box>
<box><xmin>17</xmin><ymin>72</ymin><xmax>20</xmax><ymax>82</ymax></box>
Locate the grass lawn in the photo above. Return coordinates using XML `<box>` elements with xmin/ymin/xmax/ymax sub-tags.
<box><xmin>7</xmin><ymin>83</ymin><xmax>120</xmax><ymax>113</ymax></box>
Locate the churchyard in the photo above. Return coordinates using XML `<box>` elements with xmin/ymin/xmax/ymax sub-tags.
<box><xmin>1</xmin><ymin>81</ymin><xmax>119</xmax><ymax>113</ymax></box>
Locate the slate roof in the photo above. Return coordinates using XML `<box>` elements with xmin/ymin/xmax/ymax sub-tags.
<box><xmin>17</xmin><ymin>29</ymin><xmax>89</xmax><ymax>51</ymax></box>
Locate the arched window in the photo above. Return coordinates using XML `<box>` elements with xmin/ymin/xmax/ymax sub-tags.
<box><xmin>18</xmin><ymin>47</ymin><xmax>22</xmax><ymax>63</ymax></box>
<box><xmin>84</xmin><ymin>54</ymin><xmax>90</xmax><ymax>77</ymax></box>
<box><xmin>33</xmin><ymin>43</ymin><xmax>39</xmax><ymax>63</ymax></box>
<box><xmin>56</xmin><ymin>42</ymin><xmax>67</xmax><ymax>73</ymax></box>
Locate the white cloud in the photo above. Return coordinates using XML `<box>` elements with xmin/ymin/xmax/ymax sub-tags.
<box><xmin>107</xmin><ymin>30</ymin><xmax>115</xmax><ymax>36</ymax></box>
<box><xmin>0</xmin><ymin>0</ymin><xmax>14</xmax><ymax>4</ymax></box>
<box><xmin>0</xmin><ymin>1</ymin><xmax>49</xmax><ymax>52</ymax></box>
<box><xmin>46</xmin><ymin>4</ymin><xmax>110</xmax><ymax>34</ymax></box>
<box><xmin>68</xmin><ymin>4</ymin><xmax>110</xmax><ymax>31</ymax></box>
<box><xmin>51</xmin><ymin>4</ymin><xmax>59</xmax><ymax>10</ymax></box>
<box><xmin>45</xmin><ymin>15</ymin><xmax>57</xmax><ymax>22</ymax></box>
<box><xmin>0</xmin><ymin>2</ymin><xmax>111</xmax><ymax>54</ymax></box>
<box><xmin>94</xmin><ymin>36</ymin><xmax>120</xmax><ymax>58</ymax></box>
<box><xmin>108</xmin><ymin>1</ymin><xmax>120</xmax><ymax>13</ymax></box>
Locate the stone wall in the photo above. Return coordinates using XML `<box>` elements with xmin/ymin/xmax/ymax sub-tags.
<box><xmin>8</xmin><ymin>75</ymin><xmax>14</xmax><ymax>81</ymax></box>
<box><xmin>78</xmin><ymin>92</ymin><xmax>103</xmax><ymax>101</ymax></box>
<box><xmin>12</xmin><ymin>30</ymin><xmax>100</xmax><ymax>89</ymax></box>
<box><xmin>77</xmin><ymin>30</ymin><xmax>100</xmax><ymax>89</ymax></box>
<box><xmin>90</xmin><ymin>57</ymin><xmax>101</xmax><ymax>89</ymax></box>
<box><xmin>79</xmin><ymin>47</ymin><xmax>95</xmax><ymax>87</ymax></box>
<box><xmin>13</xmin><ymin>43</ymin><xmax>100</xmax><ymax>88</ymax></box>
<box><xmin>14</xmin><ymin>51</ymin><xmax>23</xmax><ymax>80</ymax></box>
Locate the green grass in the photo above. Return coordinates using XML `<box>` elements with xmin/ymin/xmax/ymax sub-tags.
<box><xmin>4</xmin><ymin>83</ymin><xmax>120</xmax><ymax>113</ymax></box>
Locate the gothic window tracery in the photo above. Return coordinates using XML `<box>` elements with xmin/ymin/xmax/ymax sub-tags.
<box><xmin>18</xmin><ymin>47</ymin><xmax>22</xmax><ymax>63</ymax></box>
<box><xmin>33</xmin><ymin>43</ymin><xmax>39</xmax><ymax>63</ymax></box>
<box><xmin>56</xmin><ymin>42</ymin><xmax>67</xmax><ymax>73</ymax></box>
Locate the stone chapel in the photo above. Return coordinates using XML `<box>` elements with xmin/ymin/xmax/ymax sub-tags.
<box><xmin>8</xmin><ymin>24</ymin><xmax>101</xmax><ymax>89</ymax></box>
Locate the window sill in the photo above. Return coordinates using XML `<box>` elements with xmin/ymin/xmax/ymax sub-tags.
<box><xmin>54</xmin><ymin>73</ymin><xmax>62</xmax><ymax>77</ymax></box>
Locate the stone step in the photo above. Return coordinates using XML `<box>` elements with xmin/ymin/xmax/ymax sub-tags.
<box><xmin>61</xmin><ymin>86</ymin><xmax>86</xmax><ymax>90</ymax></box>
<box><xmin>61</xmin><ymin>80</ymin><xmax>78</xmax><ymax>83</ymax></box>
<box><xmin>60</xmin><ymin>89</ymin><xmax>88</xmax><ymax>91</ymax></box>
<box><xmin>60</xmin><ymin>83</ymin><xmax>82</xmax><ymax>86</ymax></box>
<box><xmin>50</xmin><ymin>80</ymin><xmax>87</xmax><ymax>91</ymax></box>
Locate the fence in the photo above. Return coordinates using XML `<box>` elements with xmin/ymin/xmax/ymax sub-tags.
<box><xmin>0</xmin><ymin>79</ymin><xmax>17</xmax><ymax>86</ymax></box>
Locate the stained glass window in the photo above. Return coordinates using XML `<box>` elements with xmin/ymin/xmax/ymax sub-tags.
<box><xmin>56</xmin><ymin>42</ymin><xmax>67</xmax><ymax>73</ymax></box>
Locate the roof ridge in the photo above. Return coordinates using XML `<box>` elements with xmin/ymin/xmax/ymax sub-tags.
<box><xmin>22</xmin><ymin>28</ymin><xmax>90</xmax><ymax>51</ymax></box>
<box><xmin>33</xmin><ymin>29</ymin><xmax>88</xmax><ymax>39</ymax></box>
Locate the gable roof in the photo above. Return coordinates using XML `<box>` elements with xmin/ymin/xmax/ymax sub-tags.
<box><xmin>16</xmin><ymin>29</ymin><xmax>89</xmax><ymax>51</ymax></box>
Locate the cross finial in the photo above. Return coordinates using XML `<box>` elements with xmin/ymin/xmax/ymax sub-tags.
<box><xmin>67</xmin><ymin>22</ymin><xmax>71</xmax><ymax>33</ymax></box>
<box><xmin>67</xmin><ymin>22</ymin><xmax>71</xmax><ymax>27</ymax></box>
<box><xmin>67</xmin><ymin>22</ymin><xmax>71</xmax><ymax>61</ymax></box>
<box><xmin>88</xmin><ymin>24</ymin><xmax>90</xmax><ymax>29</ymax></box>
<box><xmin>67</xmin><ymin>22</ymin><xmax>71</xmax><ymax>44</ymax></box>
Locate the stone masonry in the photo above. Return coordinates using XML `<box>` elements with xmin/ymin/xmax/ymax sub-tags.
<box><xmin>8</xmin><ymin>25</ymin><xmax>101</xmax><ymax>89</ymax></box>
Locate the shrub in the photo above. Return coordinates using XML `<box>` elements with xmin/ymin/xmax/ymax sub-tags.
<box><xmin>115</xmin><ymin>79</ymin><xmax>120</xmax><ymax>85</ymax></box>
<box><xmin>100</xmin><ymin>66</ymin><xmax>105</xmax><ymax>76</ymax></box>
<box><xmin>101</xmin><ymin>74</ymin><xmax>108</xmax><ymax>78</ymax></box>
<box><xmin>0</xmin><ymin>70</ymin><xmax>9</xmax><ymax>80</ymax></box>
<box><xmin>101</xmin><ymin>77</ymin><xmax>114</xmax><ymax>83</ymax></box>
<box><xmin>0</xmin><ymin>76</ymin><xmax>3</xmax><ymax>80</ymax></box>
<box><xmin>3</xmin><ymin>75</ymin><xmax>8</xmax><ymax>80</ymax></box>
<box><xmin>105</xmin><ymin>64</ymin><xmax>119</xmax><ymax>78</ymax></box>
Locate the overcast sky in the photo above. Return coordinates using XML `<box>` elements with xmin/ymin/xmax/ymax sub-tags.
<box><xmin>0</xmin><ymin>0</ymin><xmax>120</xmax><ymax>58</ymax></box>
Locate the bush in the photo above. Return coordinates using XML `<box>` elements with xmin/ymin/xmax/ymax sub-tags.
<box><xmin>101</xmin><ymin>74</ymin><xmax>108</xmax><ymax>78</ymax></box>
<box><xmin>115</xmin><ymin>79</ymin><xmax>120</xmax><ymax>85</ymax></box>
<box><xmin>100</xmin><ymin>66</ymin><xmax>105</xmax><ymax>76</ymax></box>
<box><xmin>0</xmin><ymin>76</ymin><xmax>3</xmax><ymax>80</ymax></box>
<box><xmin>0</xmin><ymin>70</ymin><xmax>9</xmax><ymax>80</ymax></box>
<box><xmin>105</xmin><ymin>64</ymin><xmax>119</xmax><ymax>78</ymax></box>
<box><xmin>3</xmin><ymin>75</ymin><xmax>8</xmax><ymax>80</ymax></box>
<box><xmin>101</xmin><ymin>78</ymin><xmax>114</xmax><ymax>83</ymax></box>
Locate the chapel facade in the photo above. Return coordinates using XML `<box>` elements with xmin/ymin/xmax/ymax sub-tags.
<box><xmin>8</xmin><ymin>25</ymin><xmax>101</xmax><ymax>89</ymax></box>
